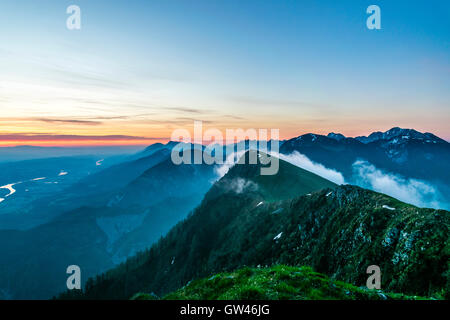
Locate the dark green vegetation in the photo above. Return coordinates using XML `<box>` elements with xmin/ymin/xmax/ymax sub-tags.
<box><xmin>59</xmin><ymin>152</ymin><xmax>449</xmax><ymax>300</ymax></box>
<box><xmin>133</xmin><ymin>265</ymin><xmax>424</xmax><ymax>300</ymax></box>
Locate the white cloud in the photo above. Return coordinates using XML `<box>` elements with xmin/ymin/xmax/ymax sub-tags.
<box><xmin>216</xmin><ymin>150</ymin><xmax>345</xmax><ymax>185</ymax></box>
<box><xmin>274</xmin><ymin>151</ymin><xmax>346</xmax><ymax>185</ymax></box>
<box><xmin>214</xmin><ymin>149</ymin><xmax>448</xmax><ymax>210</ymax></box>
<box><xmin>214</xmin><ymin>150</ymin><xmax>247</xmax><ymax>179</ymax></box>
<box><xmin>229</xmin><ymin>178</ymin><xmax>259</xmax><ymax>194</ymax></box>
<box><xmin>352</xmin><ymin>160</ymin><xmax>446</xmax><ymax>209</ymax></box>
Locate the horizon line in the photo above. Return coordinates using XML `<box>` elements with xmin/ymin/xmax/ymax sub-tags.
<box><xmin>1</xmin><ymin>128</ymin><xmax>448</xmax><ymax>148</ymax></box>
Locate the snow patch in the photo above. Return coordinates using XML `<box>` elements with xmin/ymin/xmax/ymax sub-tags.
<box><xmin>273</xmin><ymin>232</ymin><xmax>283</xmax><ymax>240</ymax></box>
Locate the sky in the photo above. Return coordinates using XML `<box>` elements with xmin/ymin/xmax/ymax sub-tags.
<box><xmin>0</xmin><ymin>0</ymin><xmax>449</xmax><ymax>146</ymax></box>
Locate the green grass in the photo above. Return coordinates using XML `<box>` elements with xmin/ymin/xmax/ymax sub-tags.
<box><xmin>252</xmin><ymin>154</ymin><xmax>337</xmax><ymax>201</ymax></box>
<box><xmin>132</xmin><ymin>265</ymin><xmax>428</xmax><ymax>300</ymax></box>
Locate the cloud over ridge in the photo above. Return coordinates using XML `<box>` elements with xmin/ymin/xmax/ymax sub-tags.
<box><xmin>352</xmin><ymin>160</ymin><xmax>447</xmax><ymax>210</ymax></box>
<box><xmin>274</xmin><ymin>151</ymin><xmax>346</xmax><ymax>185</ymax></box>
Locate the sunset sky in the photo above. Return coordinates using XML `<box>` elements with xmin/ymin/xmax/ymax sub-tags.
<box><xmin>0</xmin><ymin>0</ymin><xmax>449</xmax><ymax>146</ymax></box>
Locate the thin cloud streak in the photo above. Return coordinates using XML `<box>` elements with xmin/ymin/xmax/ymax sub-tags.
<box><xmin>35</xmin><ymin>118</ymin><xmax>103</xmax><ymax>125</ymax></box>
<box><xmin>0</xmin><ymin>133</ymin><xmax>168</xmax><ymax>142</ymax></box>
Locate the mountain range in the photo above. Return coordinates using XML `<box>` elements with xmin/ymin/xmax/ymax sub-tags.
<box><xmin>282</xmin><ymin>127</ymin><xmax>449</xmax><ymax>180</ymax></box>
<box><xmin>0</xmin><ymin>127</ymin><xmax>448</xmax><ymax>300</ymax></box>
<box><xmin>59</xmin><ymin>151</ymin><xmax>449</xmax><ymax>300</ymax></box>
<box><xmin>280</xmin><ymin>127</ymin><xmax>450</xmax><ymax>209</ymax></box>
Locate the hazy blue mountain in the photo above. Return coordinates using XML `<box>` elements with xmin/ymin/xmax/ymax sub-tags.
<box><xmin>0</xmin><ymin>149</ymin><xmax>218</xmax><ymax>299</ymax></box>
<box><xmin>134</xmin><ymin>141</ymin><xmax>180</xmax><ymax>158</ymax></box>
<box><xmin>0</xmin><ymin>148</ymin><xmax>173</xmax><ymax>230</ymax></box>
<box><xmin>0</xmin><ymin>145</ymin><xmax>143</xmax><ymax>163</ymax></box>
<box><xmin>60</xmin><ymin>148</ymin><xmax>173</xmax><ymax>204</ymax></box>
<box><xmin>0</xmin><ymin>156</ymin><xmax>108</xmax><ymax>221</ymax></box>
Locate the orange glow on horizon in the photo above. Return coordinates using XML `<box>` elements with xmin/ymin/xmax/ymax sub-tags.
<box><xmin>0</xmin><ymin>139</ymin><xmax>169</xmax><ymax>147</ymax></box>
<box><xmin>1</xmin><ymin>124</ymin><xmax>448</xmax><ymax>148</ymax></box>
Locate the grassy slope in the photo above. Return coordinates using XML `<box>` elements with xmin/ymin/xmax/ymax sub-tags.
<box><xmin>212</xmin><ymin>150</ymin><xmax>336</xmax><ymax>201</ymax></box>
<box><xmin>133</xmin><ymin>265</ymin><xmax>425</xmax><ymax>300</ymax></box>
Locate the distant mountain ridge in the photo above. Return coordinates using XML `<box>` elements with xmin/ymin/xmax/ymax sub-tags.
<box><xmin>281</xmin><ymin>127</ymin><xmax>450</xmax><ymax>209</ymax></box>
<box><xmin>325</xmin><ymin>127</ymin><xmax>447</xmax><ymax>144</ymax></box>
<box><xmin>0</xmin><ymin>145</ymin><xmax>142</xmax><ymax>163</ymax></box>
<box><xmin>354</xmin><ymin>127</ymin><xmax>447</xmax><ymax>144</ymax></box>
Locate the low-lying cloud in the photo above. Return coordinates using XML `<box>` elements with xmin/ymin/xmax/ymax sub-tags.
<box><xmin>214</xmin><ymin>150</ymin><xmax>346</xmax><ymax>185</ymax></box>
<box><xmin>352</xmin><ymin>160</ymin><xmax>446</xmax><ymax>209</ymax></box>
<box><xmin>214</xmin><ymin>148</ymin><xmax>447</xmax><ymax>210</ymax></box>
<box><xmin>274</xmin><ymin>151</ymin><xmax>346</xmax><ymax>185</ymax></box>
<box><xmin>214</xmin><ymin>150</ymin><xmax>247</xmax><ymax>179</ymax></box>
<box><xmin>228</xmin><ymin>178</ymin><xmax>259</xmax><ymax>194</ymax></box>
